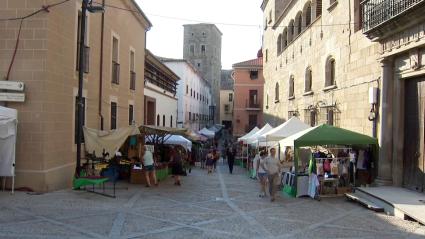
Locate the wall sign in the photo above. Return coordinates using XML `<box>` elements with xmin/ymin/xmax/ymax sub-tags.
<box><xmin>0</xmin><ymin>81</ymin><xmax>25</xmax><ymax>91</ymax></box>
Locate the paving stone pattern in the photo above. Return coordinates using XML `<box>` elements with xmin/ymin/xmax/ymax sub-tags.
<box><xmin>0</xmin><ymin>165</ymin><xmax>424</xmax><ymax>239</ymax></box>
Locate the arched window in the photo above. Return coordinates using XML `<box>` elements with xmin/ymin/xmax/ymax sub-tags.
<box><xmin>289</xmin><ymin>75</ymin><xmax>295</xmax><ymax>98</ymax></box>
<box><xmin>305</xmin><ymin>67</ymin><xmax>312</xmax><ymax>92</ymax></box>
<box><xmin>157</xmin><ymin>114</ymin><xmax>160</xmax><ymax>126</ymax></box>
<box><xmin>303</xmin><ymin>2</ymin><xmax>312</xmax><ymax>27</ymax></box>
<box><xmin>325</xmin><ymin>57</ymin><xmax>336</xmax><ymax>87</ymax></box>
<box><xmin>282</xmin><ymin>27</ymin><xmax>288</xmax><ymax>49</ymax></box>
<box><xmin>288</xmin><ymin>20</ymin><xmax>294</xmax><ymax>42</ymax></box>
<box><xmin>170</xmin><ymin>115</ymin><xmax>173</xmax><ymax>127</ymax></box>
<box><xmin>162</xmin><ymin>115</ymin><xmax>165</xmax><ymax>127</ymax></box>
<box><xmin>277</xmin><ymin>34</ymin><xmax>282</xmax><ymax>55</ymax></box>
<box><xmin>296</xmin><ymin>12</ymin><xmax>303</xmax><ymax>36</ymax></box>
<box><xmin>316</xmin><ymin>0</ymin><xmax>322</xmax><ymax>18</ymax></box>
<box><xmin>275</xmin><ymin>83</ymin><xmax>279</xmax><ymax>102</ymax></box>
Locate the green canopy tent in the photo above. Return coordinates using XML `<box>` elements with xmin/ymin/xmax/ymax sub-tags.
<box><xmin>279</xmin><ymin>124</ymin><xmax>379</xmax><ymax>197</ymax></box>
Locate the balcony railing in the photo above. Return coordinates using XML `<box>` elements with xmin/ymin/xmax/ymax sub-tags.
<box><xmin>130</xmin><ymin>71</ymin><xmax>136</xmax><ymax>90</ymax></box>
<box><xmin>245</xmin><ymin>101</ymin><xmax>261</xmax><ymax>110</ymax></box>
<box><xmin>362</xmin><ymin>0</ymin><xmax>425</xmax><ymax>32</ymax></box>
<box><xmin>112</xmin><ymin>61</ymin><xmax>120</xmax><ymax>84</ymax></box>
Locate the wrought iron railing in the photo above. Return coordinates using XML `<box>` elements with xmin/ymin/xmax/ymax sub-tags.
<box><xmin>362</xmin><ymin>0</ymin><xmax>425</xmax><ymax>32</ymax></box>
<box><xmin>112</xmin><ymin>61</ymin><xmax>120</xmax><ymax>84</ymax></box>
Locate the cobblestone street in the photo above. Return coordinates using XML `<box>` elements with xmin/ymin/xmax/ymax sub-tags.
<box><xmin>0</xmin><ymin>165</ymin><xmax>424</xmax><ymax>239</ymax></box>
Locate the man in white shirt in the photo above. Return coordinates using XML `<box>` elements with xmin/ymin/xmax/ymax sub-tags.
<box><xmin>263</xmin><ymin>148</ymin><xmax>283</xmax><ymax>202</ymax></box>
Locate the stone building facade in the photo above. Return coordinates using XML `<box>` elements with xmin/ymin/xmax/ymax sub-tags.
<box><xmin>219</xmin><ymin>70</ymin><xmax>234</xmax><ymax>129</ymax></box>
<box><xmin>161</xmin><ymin>59</ymin><xmax>212</xmax><ymax>132</ymax></box>
<box><xmin>232</xmin><ymin>55</ymin><xmax>264</xmax><ymax>137</ymax></box>
<box><xmin>361</xmin><ymin>0</ymin><xmax>425</xmax><ymax>192</ymax></box>
<box><xmin>144</xmin><ymin>50</ymin><xmax>178</xmax><ymax>127</ymax></box>
<box><xmin>0</xmin><ymin>0</ymin><xmax>151</xmax><ymax>191</ymax></box>
<box><xmin>183</xmin><ymin>24</ymin><xmax>222</xmax><ymax>124</ymax></box>
<box><xmin>261</xmin><ymin>0</ymin><xmax>381</xmax><ymax>136</ymax></box>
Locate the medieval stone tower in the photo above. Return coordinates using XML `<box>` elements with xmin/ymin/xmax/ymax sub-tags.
<box><xmin>183</xmin><ymin>24</ymin><xmax>222</xmax><ymax>124</ymax></box>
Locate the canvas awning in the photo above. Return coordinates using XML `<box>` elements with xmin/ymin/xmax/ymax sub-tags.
<box><xmin>258</xmin><ymin>117</ymin><xmax>311</xmax><ymax>142</ymax></box>
<box><xmin>245</xmin><ymin>123</ymin><xmax>273</xmax><ymax>144</ymax></box>
<box><xmin>279</xmin><ymin>124</ymin><xmax>378</xmax><ymax>147</ymax></box>
<box><xmin>199</xmin><ymin>127</ymin><xmax>215</xmax><ymax>138</ymax></box>
<box><xmin>185</xmin><ymin>129</ymin><xmax>208</xmax><ymax>142</ymax></box>
<box><xmin>83</xmin><ymin>125</ymin><xmax>141</xmax><ymax>159</ymax></box>
<box><xmin>237</xmin><ymin>126</ymin><xmax>260</xmax><ymax>142</ymax></box>
<box><xmin>146</xmin><ymin>134</ymin><xmax>192</xmax><ymax>151</ymax></box>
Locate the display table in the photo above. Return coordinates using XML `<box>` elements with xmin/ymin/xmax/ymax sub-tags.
<box><xmin>130</xmin><ymin>164</ymin><xmax>169</xmax><ymax>184</ymax></box>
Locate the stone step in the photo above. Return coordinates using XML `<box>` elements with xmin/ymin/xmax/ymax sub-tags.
<box><xmin>345</xmin><ymin>191</ymin><xmax>385</xmax><ymax>212</ymax></box>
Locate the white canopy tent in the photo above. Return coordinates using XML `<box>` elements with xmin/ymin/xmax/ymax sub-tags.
<box><xmin>146</xmin><ymin>134</ymin><xmax>192</xmax><ymax>152</ymax></box>
<box><xmin>0</xmin><ymin>106</ymin><xmax>17</xmax><ymax>194</ymax></box>
<box><xmin>245</xmin><ymin>123</ymin><xmax>273</xmax><ymax>144</ymax></box>
<box><xmin>258</xmin><ymin>117</ymin><xmax>311</xmax><ymax>142</ymax></box>
<box><xmin>199</xmin><ymin>127</ymin><xmax>215</xmax><ymax>138</ymax></box>
<box><xmin>237</xmin><ymin>126</ymin><xmax>260</xmax><ymax>142</ymax></box>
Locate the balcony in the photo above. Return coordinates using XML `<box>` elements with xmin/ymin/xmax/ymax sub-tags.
<box><xmin>362</xmin><ymin>0</ymin><xmax>425</xmax><ymax>40</ymax></box>
<box><xmin>245</xmin><ymin>101</ymin><xmax>261</xmax><ymax>111</ymax></box>
<box><xmin>112</xmin><ymin>61</ymin><xmax>120</xmax><ymax>84</ymax></box>
<box><xmin>130</xmin><ymin>71</ymin><xmax>136</xmax><ymax>90</ymax></box>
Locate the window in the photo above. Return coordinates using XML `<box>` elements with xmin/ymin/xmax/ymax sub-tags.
<box><xmin>74</xmin><ymin>96</ymin><xmax>85</xmax><ymax>144</ymax></box>
<box><xmin>112</xmin><ymin>36</ymin><xmax>120</xmax><ymax>84</ymax></box>
<box><xmin>189</xmin><ymin>112</ymin><xmax>191</xmax><ymax>121</ymax></box>
<box><xmin>191</xmin><ymin>88</ymin><xmax>192</xmax><ymax>97</ymax></box>
<box><xmin>327</xmin><ymin>108</ymin><xmax>334</xmax><ymax>125</ymax></box>
<box><xmin>265</xmin><ymin>49</ymin><xmax>268</xmax><ymax>62</ymax></box>
<box><xmin>277</xmin><ymin>34</ymin><xmax>282</xmax><ymax>55</ymax></box>
<box><xmin>325</xmin><ymin>57</ymin><xmax>336</xmax><ymax>87</ymax></box>
<box><xmin>304</xmin><ymin>109</ymin><xmax>316</xmax><ymax>127</ymax></box>
<box><xmin>266</xmin><ymin>94</ymin><xmax>269</xmax><ymax>109</ymax></box>
<box><xmin>111</xmin><ymin>102</ymin><xmax>117</xmax><ymax>130</ymax></box>
<box><xmin>354</xmin><ymin>0</ymin><xmax>362</xmax><ymax>32</ymax></box>
<box><xmin>249</xmin><ymin>90</ymin><xmax>258</xmax><ymax>107</ymax></box>
<box><xmin>282</xmin><ymin>28</ymin><xmax>288</xmax><ymax>49</ymax></box>
<box><xmin>197</xmin><ymin>63</ymin><xmax>201</xmax><ymax>67</ymax></box>
<box><xmin>170</xmin><ymin>115</ymin><xmax>173</xmax><ymax>127</ymax></box>
<box><xmin>190</xmin><ymin>44</ymin><xmax>195</xmax><ymax>56</ymax></box>
<box><xmin>316</xmin><ymin>0</ymin><xmax>322</xmax><ymax>18</ymax></box>
<box><xmin>201</xmin><ymin>45</ymin><xmax>206</xmax><ymax>55</ymax></box>
<box><xmin>296</xmin><ymin>12</ymin><xmax>303</xmax><ymax>35</ymax></box>
<box><xmin>157</xmin><ymin>114</ymin><xmax>160</xmax><ymax>126</ymax></box>
<box><xmin>162</xmin><ymin>115</ymin><xmax>165</xmax><ymax>127</ymax></box>
<box><xmin>229</xmin><ymin>93</ymin><xmax>233</xmax><ymax>102</ymax></box>
<box><xmin>304</xmin><ymin>2</ymin><xmax>312</xmax><ymax>27</ymax></box>
<box><xmin>130</xmin><ymin>50</ymin><xmax>135</xmax><ymax>90</ymax></box>
<box><xmin>224</xmin><ymin>104</ymin><xmax>230</xmax><ymax>112</ymax></box>
<box><xmin>250</xmin><ymin>70</ymin><xmax>258</xmax><ymax>80</ymax></box>
<box><xmin>288</xmin><ymin>20</ymin><xmax>294</xmax><ymax>42</ymax></box>
<box><xmin>186</xmin><ymin>85</ymin><xmax>189</xmax><ymax>94</ymax></box>
<box><xmin>275</xmin><ymin>83</ymin><xmax>279</xmax><ymax>102</ymax></box>
<box><xmin>305</xmin><ymin>67</ymin><xmax>312</xmax><ymax>92</ymax></box>
<box><xmin>128</xmin><ymin>104</ymin><xmax>134</xmax><ymax>125</ymax></box>
<box><xmin>248</xmin><ymin>114</ymin><xmax>258</xmax><ymax>131</ymax></box>
<box><xmin>76</xmin><ymin>11</ymin><xmax>89</xmax><ymax>73</ymax></box>
<box><xmin>289</xmin><ymin>75</ymin><xmax>295</xmax><ymax>98</ymax></box>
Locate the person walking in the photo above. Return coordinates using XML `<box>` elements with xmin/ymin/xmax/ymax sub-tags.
<box><xmin>226</xmin><ymin>146</ymin><xmax>235</xmax><ymax>174</ymax></box>
<box><xmin>169</xmin><ymin>148</ymin><xmax>184</xmax><ymax>186</ymax></box>
<box><xmin>212</xmin><ymin>149</ymin><xmax>220</xmax><ymax>172</ymax></box>
<box><xmin>206</xmin><ymin>149</ymin><xmax>214</xmax><ymax>174</ymax></box>
<box><xmin>257</xmin><ymin>151</ymin><xmax>268</xmax><ymax>197</ymax></box>
<box><xmin>263</xmin><ymin>148</ymin><xmax>283</xmax><ymax>202</ymax></box>
<box><xmin>141</xmin><ymin>145</ymin><xmax>157</xmax><ymax>187</ymax></box>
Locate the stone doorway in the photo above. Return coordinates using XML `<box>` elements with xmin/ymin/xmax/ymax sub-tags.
<box><xmin>404</xmin><ymin>77</ymin><xmax>425</xmax><ymax>193</ymax></box>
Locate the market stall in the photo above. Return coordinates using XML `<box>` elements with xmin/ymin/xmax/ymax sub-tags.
<box><xmin>279</xmin><ymin>124</ymin><xmax>378</xmax><ymax>198</ymax></box>
<box><xmin>199</xmin><ymin>127</ymin><xmax>215</xmax><ymax>139</ymax></box>
<box><xmin>0</xmin><ymin>106</ymin><xmax>17</xmax><ymax>194</ymax></box>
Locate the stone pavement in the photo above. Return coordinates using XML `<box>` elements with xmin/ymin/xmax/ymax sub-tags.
<box><xmin>0</xmin><ymin>165</ymin><xmax>424</xmax><ymax>239</ymax></box>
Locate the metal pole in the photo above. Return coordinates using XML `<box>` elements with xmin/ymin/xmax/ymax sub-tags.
<box><xmin>76</xmin><ymin>0</ymin><xmax>88</xmax><ymax>177</ymax></box>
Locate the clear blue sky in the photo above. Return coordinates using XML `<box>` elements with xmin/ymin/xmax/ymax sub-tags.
<box><xmin>136</xmin><ymin>0</ymin><xmax>264</xmax><ymax>69</ymax></box>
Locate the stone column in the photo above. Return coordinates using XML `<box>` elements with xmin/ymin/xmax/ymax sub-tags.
<box><xmin>376</xmin><ymin>58</ymin><xmax>394</xmax><ymax>186</ymax></box>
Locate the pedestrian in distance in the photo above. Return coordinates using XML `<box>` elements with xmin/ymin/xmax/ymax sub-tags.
<box><xmin>212</xmin><ymin>149</ymin><xmax>220</xmax><ymax>172</ymax></box>
<box><xmin>169</xmin><ymin>148</ymin><xmax>185</xmax><ymax>186</ymax></box>
<box><xmin>226</xmin><ymin>146</ymin><xmax>235</xmax><ymax>174</ymax></box>
<box><xmin>257</xmin><ymin>150</ymin><xmax>268</xmax><ymax>197</ymax></box>
<box><xmin>263</xmin><ymin>148</ymin><xmax>283</xmax><ymax>202</ymax></box>
<box><xmin>140</xmin><ymin>145</ymin><xmax>158</xmax><ymax>187</ymax></box>
<box><xmin>206</xmin><ymin>150</ymin><xmax>214</xmax><ymax>174</ymax></box>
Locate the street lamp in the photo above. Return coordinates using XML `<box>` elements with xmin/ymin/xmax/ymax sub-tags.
<box><xmin>76</xmin><ymin>0</ymin><xmax>104</xmax><ymax>177</ymax></box>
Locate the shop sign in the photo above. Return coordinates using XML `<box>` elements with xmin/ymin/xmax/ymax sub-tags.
<box><xmin>0</xmin><ymin>92</ymin><xmax>25</xmax><ymax>102</ymax></box>
<box><xmin>0</xmin><ymin>81</ymin><xmax>25</xmax><ymax>91</ymax></box>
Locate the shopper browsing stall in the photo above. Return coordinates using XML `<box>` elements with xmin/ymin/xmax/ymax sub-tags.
<box><xmin>141</xmin><ymin>145</ymin><xmax>158</xmax><ymax>187</ymax></box>
<box><xmin>263</xmin><ymin>148</ymin><xmax>283</xmax><ymax>202</ymax></box>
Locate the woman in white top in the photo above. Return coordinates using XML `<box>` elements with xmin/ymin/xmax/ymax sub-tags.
<box><xmin>256</xmin><ymin>151</ymin><xmax>268</xmax><ymax>197</ymax></box>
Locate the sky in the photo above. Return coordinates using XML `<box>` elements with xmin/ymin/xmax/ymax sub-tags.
<box><xmin>135</xmin><ymin>0</ymin><xmax>264</xmax><ymax>69</ymax></box>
